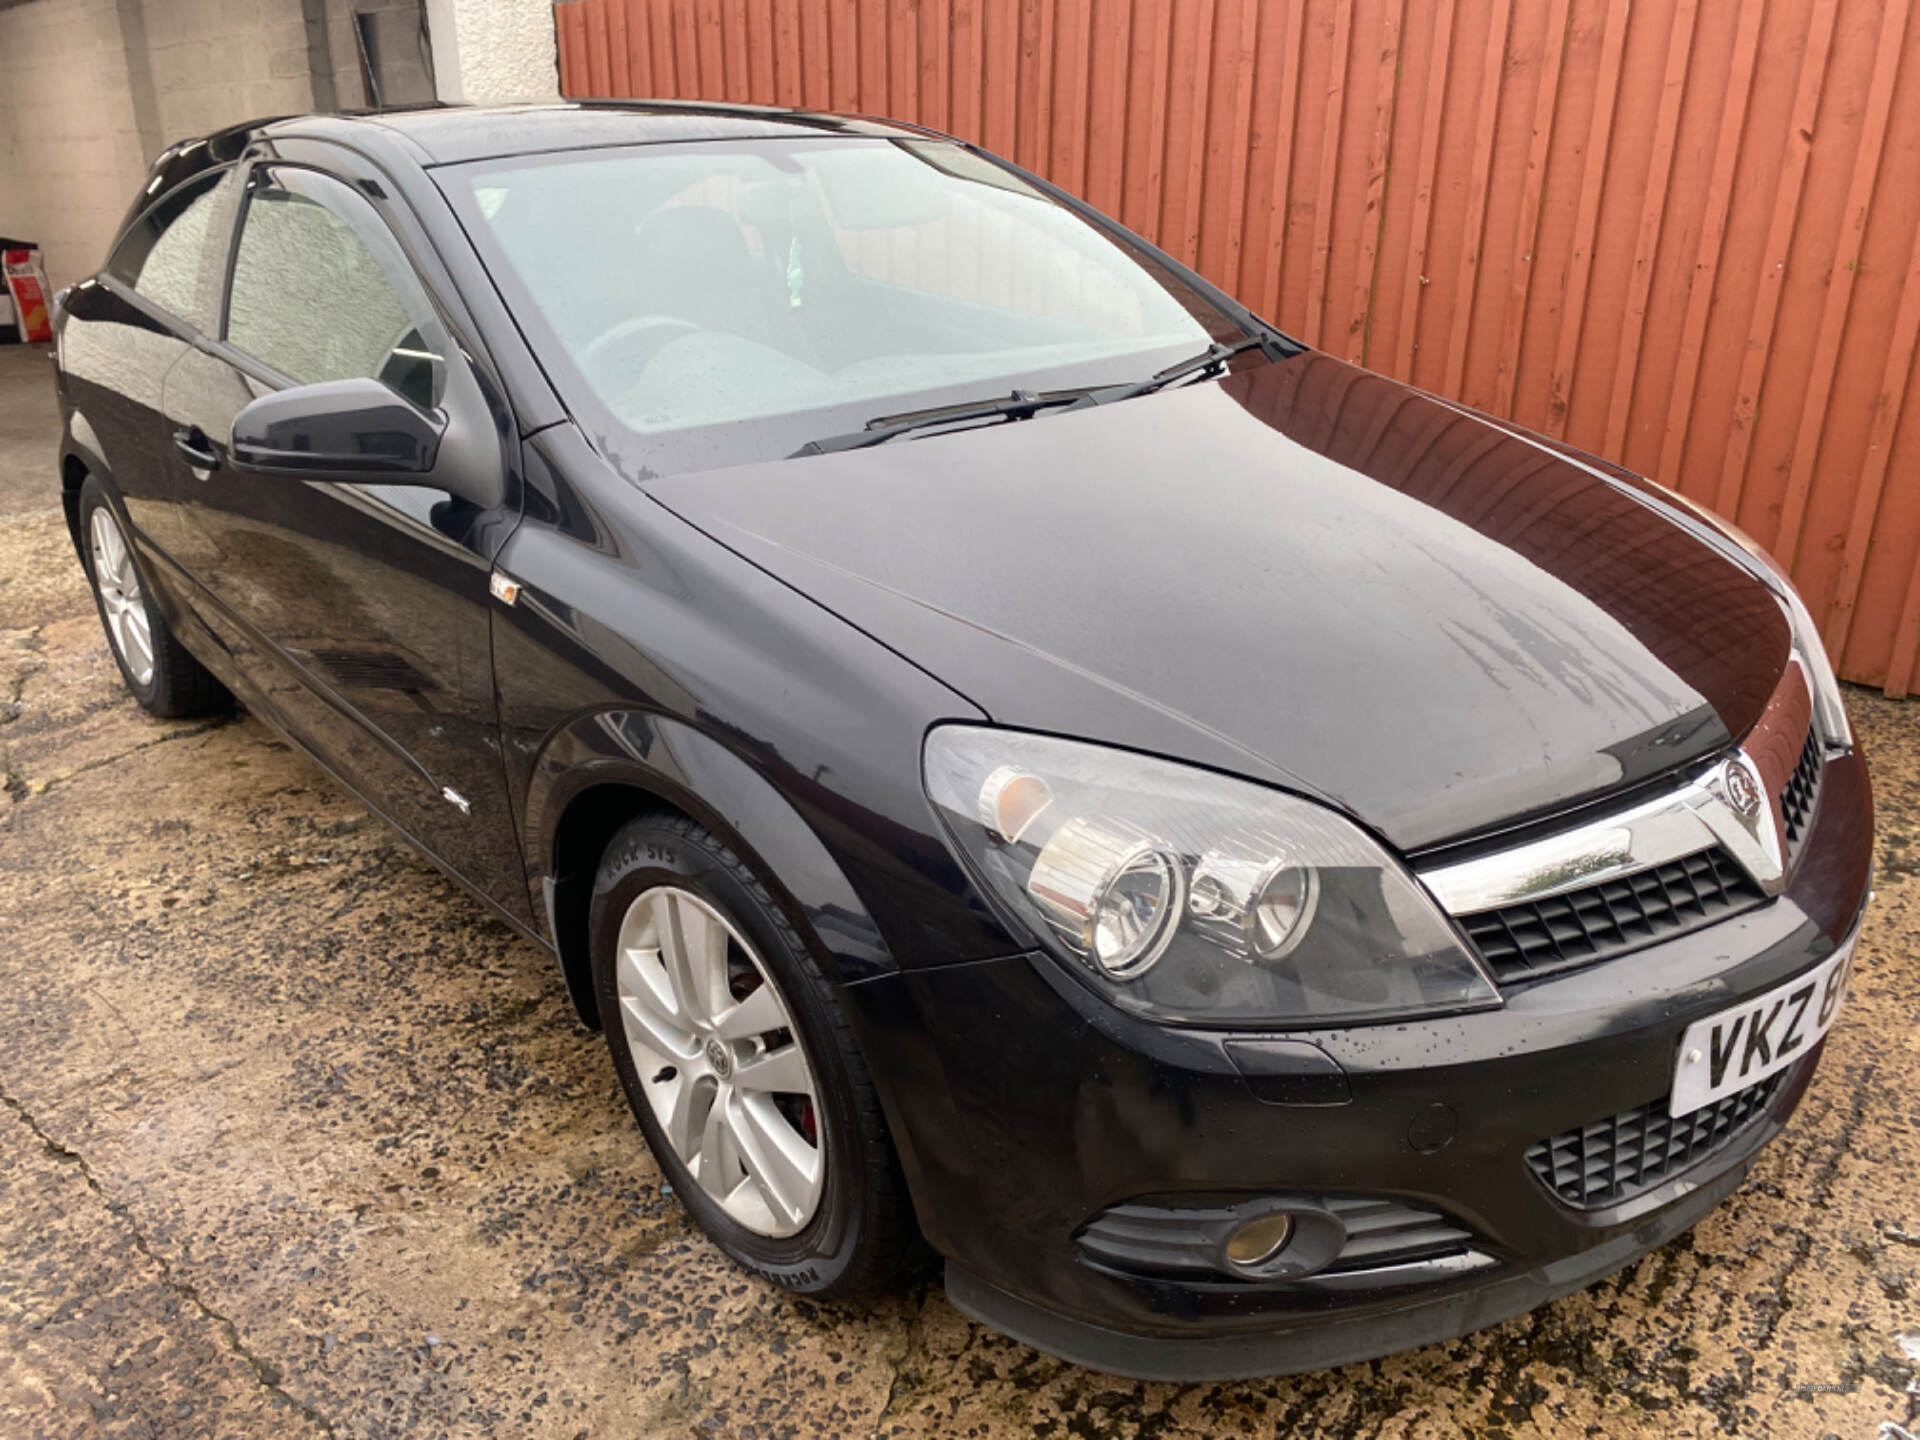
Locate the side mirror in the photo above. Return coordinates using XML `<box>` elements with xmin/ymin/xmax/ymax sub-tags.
<box><xmin>232</xmin><ymin>377</ymin><xmax>446</xmax><ymax>480</ymax></box>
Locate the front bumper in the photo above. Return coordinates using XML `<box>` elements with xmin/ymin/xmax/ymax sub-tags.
<box><xmin>944</xmin><ymin>1141</ymin><xmax>1763</xmax><ymax>1381</ymax></box>
<box><xmin>839</xmin><ymin>746</ymin><xmax>1872</xmax><ymax>1380</ymax></box>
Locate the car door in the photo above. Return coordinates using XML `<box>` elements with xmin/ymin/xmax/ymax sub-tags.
<box><xmin>161</xmin><ymin>158</ymin><xmax>531</xmax><ymax>917</ymax></box>
<box><xmin>60</xmin><ymin>166</ymin><xmax>241</xmax><ymax>572</ymax></box>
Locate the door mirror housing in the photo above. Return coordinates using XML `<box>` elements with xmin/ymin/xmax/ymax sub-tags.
<box><xmin>232</xmin><ymin>377</ymin><xmax>446</xmax><ymax>480</ymax></box>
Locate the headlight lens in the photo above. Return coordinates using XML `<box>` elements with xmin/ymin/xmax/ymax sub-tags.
<box><xmin>923</xmin><ymin>727</ymin><xmax>1501</xmax><ymax>1026</ymax></box>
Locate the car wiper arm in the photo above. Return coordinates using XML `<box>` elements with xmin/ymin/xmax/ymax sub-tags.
<box><xmin>788</xmin><ymin>338</ymin><xmax>1269</xmax><ymax>456</ymax></box>
<box><xmin>791</xmin><ymin>388</ymin><xmax>1088</xmax><ymax>456</ymax></box>
<box><xmin>1065</xmin><ymin>336</ymin><xmax>1269</xmax><ymax>410</ymax></box>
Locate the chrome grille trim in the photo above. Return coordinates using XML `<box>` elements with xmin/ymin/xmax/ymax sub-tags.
<box><xmin>1419</xmin><ymin>660</ymin><xmax>1816</xmax><ymax>919</ymax></box>
<box><xmin>1418</xmin><ymin>751</ymin><xmax>1789</xmax><ymax>914</ymax></box>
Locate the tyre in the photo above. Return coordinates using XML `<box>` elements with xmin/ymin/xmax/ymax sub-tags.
<box><xmin>589</xmin><ymin>812</ymin><xmax>918</xmax><ymax>1296</ymax></box>
<box><xmin>77</xmin><ymin>476</ymin><xmax>227</xmax><ymax>718</ymax></box>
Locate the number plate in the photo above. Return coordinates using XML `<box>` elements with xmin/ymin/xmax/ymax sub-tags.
<box><xmin>1670</xmin><ymin>936</ymin><xmax>1857</xmax><ymax>1119</ymax></box>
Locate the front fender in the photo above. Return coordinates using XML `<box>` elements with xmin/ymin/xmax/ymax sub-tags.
<box><xmin>497</xmin><ymin>426</ymin><xmax>1018</xmax><ymax>1026</ymax></box>
<box><xmin>526</xmin><ymin>707</ymin><xmax>899</xmax><ymax>1017</ymax></box>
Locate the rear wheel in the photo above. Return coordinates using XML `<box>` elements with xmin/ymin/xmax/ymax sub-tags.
<box><xmin>77</xmin><ymin>476</ymin><xmax>226</xmax><ymax>718</ymax></box>
<box><xmin>589</xmin><ymin>812</ymin><xmax>918</xmax><ymax>1296</ymax></box>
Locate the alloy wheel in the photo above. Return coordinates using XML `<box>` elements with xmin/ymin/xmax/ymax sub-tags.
<box><xmin>615</xmin><ymin>885</ymin><xmax>825</xmax><ymax>1237</ymax></box>
<box><xmin>89</xmin><ymin>506</ymin><xmax>155</xmax><ymax>687</ymax></box>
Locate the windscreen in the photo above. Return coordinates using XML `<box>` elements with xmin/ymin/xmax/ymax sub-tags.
<box><xmin>450</xmin><ymin>137</ymin><xmax>1248</xmax><ymax>475</ymax></box>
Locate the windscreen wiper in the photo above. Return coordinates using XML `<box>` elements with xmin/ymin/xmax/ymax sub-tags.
<box><xmin>1064</xmin><ymin>336</ymin><xmax>1270</xmax><ymax>410</ymax></box>
<box><xmin>788</xmin><ymin>336</ymin><xmax>1272</xmax><ymax>456</ymax></box>
<box><xmin>791</xmin><ymin>388</ymin><xmax>1090</xmax><ymax>457</ymax></box>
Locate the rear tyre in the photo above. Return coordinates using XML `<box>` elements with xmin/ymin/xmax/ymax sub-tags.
<box><xmin>77</xmin><ymin>476</ymin><xmax>227</xmax><ymax>718</ymax></box>
<box><xmin>589</xmin><ymin>812</ymin><xmax>918</xmax><ymax>1297</ymax></box>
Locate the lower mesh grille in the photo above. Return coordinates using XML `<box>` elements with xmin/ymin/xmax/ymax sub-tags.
<box><xmin>1526</xmin><ymin>1074</ymin><xmax>1784</xmax><ymax>1209</ymax></box>
<box><xmin>1461</xmin><ymin>847</ymin><xmax>1767</xmax><ymax>983</ymax></box>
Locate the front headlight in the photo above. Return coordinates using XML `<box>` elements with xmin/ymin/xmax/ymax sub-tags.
<box><xmin>1660</xmin><ymin>493</ymin><xmax>1852</xmax><ymax>749</ymax></box>
<box><xmin>924</xmin><ymin>727</ymin><xmax>1501</xmax><ymax>1027</ymax></box>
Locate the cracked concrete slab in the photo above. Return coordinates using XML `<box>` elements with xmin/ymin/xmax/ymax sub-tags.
<box><xmin>1</xmin><ymin>338</ymin><xmax>1917</xmax><ymax>1434</ymax></box>
<box><xmin>0</xmin><ymin>1088</ymin><xmax>329</xmax><ymax>1438</ymax></box>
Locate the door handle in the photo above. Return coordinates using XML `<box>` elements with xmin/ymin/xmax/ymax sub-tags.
<box><xmin>173</xmin><ymin>427</ymin><xmax>220</xmax><ymax>477</ymax></box>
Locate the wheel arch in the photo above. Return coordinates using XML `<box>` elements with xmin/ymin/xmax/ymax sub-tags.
<box><xmin>60</xmin><ymin>413</ymin><xmax>110</xmax><ymax>555</ymax></box>
<box><xmin>529</xmin><ymin>709</ymin><xmax>899</xmax><ymax>1029</ymax></box>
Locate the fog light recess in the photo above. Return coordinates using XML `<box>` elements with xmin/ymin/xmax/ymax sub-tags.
<box><xmin>1222</xmin><ymin>1212</ymin><xmax>1294</xmax><ymax>1271</ymax></box>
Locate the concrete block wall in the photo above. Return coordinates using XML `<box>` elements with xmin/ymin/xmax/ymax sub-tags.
<box><xmin>0</xmin><ymin>0</ymin><xmax>152</xmax><ymax>290</ymax></box>
<box><xmin>0</xmin><ymin>0</ymin><xmax>555</xmax><ymax>292</ymax></box>
<box><xmin>325</xmin><ymin>0</ymin><xmax>436</xmax><ymax>110</ymax></box>
<box><xmin>0</xmin><ymin>0</ymin><xmax>325</xmax><ymax>289</ymax></box>
<box><xmin>141</xmin><ymin>0</ymin><xmax>319</xmax><ymax>144</ymax></box>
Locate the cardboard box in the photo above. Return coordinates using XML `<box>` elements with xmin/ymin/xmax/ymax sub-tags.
<box><xmin>2</xmin><ymin>241</ymin><xmax>53</xmax><ymax>344</ymax></box>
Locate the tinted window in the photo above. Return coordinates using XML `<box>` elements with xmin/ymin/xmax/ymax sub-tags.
<box><xmin>226</xmin><ymin>169</ymin><xmax>442</xmax><ymax>410</ymax></box>
<box><xmin>453</xmin><ymin>137</ymin><xmax>1252</xmax><ymax>475</ymax></box>
<box><xmin>107</xmin><ymin>171</ymin><xmax>227</xmax><ymax>330</ymax></box>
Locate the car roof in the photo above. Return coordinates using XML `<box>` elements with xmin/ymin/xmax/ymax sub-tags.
<box><xmin>119</xmin><ymin>101</ymin><xmax>948</xmax><ymax>268</ymax></box>
<box><xmin>271</xmin><ymin>100</ymin><xmax>947</xmax><ymax>167</ymax></box>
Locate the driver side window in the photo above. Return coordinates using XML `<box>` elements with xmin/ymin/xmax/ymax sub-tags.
<box><xmin>225</xmin><ymin>168</ymin><xmax>443</xmax><ymax>411</ymax></box>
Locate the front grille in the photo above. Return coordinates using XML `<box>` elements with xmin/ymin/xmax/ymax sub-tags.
<box><xmin>1460</xmin><ymin>847</ymin><xmax>1767</xmax><ymax>983</ymax></box>
<box><xmin>1780</xmin><ymin>727</ymin><xmax>1823</xmax><ymax>856</ymax></box>
<box><xmin>1526</xmin><ymin>1073</ymin><xmax>1783</xmax><ymax>1209</ymax></box>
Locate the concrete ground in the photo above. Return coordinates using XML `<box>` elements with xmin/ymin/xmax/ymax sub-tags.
<box><xmin>0</xmin><ymin>345</ymin><xmax>60</xmax><ymax>515</ymax></box>
<box><xmin>1</xmin><ymin>338</ymin><xmax>1917</xmax><ymax>1439</ymax></box>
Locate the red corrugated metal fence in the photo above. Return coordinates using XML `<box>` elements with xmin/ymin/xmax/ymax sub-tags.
<box><xmin>553</xmin><ymin>0</ymin><xmax>1920</xmax><ymax>694</ymax></box>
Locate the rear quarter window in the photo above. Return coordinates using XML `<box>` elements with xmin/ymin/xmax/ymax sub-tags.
<box><xmin>106</xmin><ymin>169</ymin><xmax>234</xmax><ymax>332</ymax></box>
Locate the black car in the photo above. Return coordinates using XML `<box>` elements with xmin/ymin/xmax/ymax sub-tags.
<box><xmin>52</xmin><ymin>102</ymin><xmax>1872</xmax><ymax>1382</ymax></box>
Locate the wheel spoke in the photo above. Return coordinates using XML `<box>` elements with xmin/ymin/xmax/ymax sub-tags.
<box><xmin>727</xmin><ymin>1092</ymin><xmax>820</xmax><ymax>1227</ymax></box>
<box><xmin>695</xmin><ymin>1095</ymin><xmax>736</xmax><ymax>1199</ymax></box>
<box><xmin>662</xmin><ymin>1072</ymin><xmax>703</xmax><ymax>1158</ymax></box>
<box><xmin>678</xmin><ymin>898</ymin><xmax>732</xmax><ymax>1021</ymax></box>
<box><xmin>93</xmin><ymin>511</ymin><xmax>120</xmax><ymax>576</ymax></box>
<box><xmin>123</xmin><ymin>608</ymin><xmax>154</xmax><ymax>673</ymax></box>
<box><xmin>712</xmin><ymin>982</ymin><xmax>786</xmax><ymax>1042</ymax></box>
<box><xmin>732</xmin><ymin>1042</ymin><xmax>813</xmax><ymax>1098</ymax></box>
<box><xmin>90</xmin><ymin>519</ymin><xmax>118</xmax><ymax>598</ymax></box>
<box><xmin>652</xmin><ymin>891</ymin><xmax>713</xmax><ymax>1028</ymax></box>
<box><xmin>619</xmin><ymin>979</ymin><xmax>696</xmax><ymax>1062</ymax></box>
